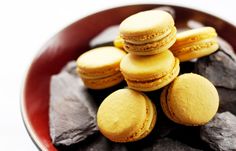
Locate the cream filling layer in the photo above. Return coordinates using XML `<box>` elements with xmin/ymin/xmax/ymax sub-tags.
<box><xmin>160</xmin><ymin>86</ymin><xmax>181</xmax><ymax>124</ymax></box>
<box><xmin>77</xmin><ymin>66</ymin><xmax>120</xmax><ymax>79</ymax></box>
<box><xmin>81</xmin><ymin>72</ymin><xmax>123</xmax><ymax>89</ymax></box>
<box><xmin>171</xmin><ymin>38</ymin><xmax>218</xmax><ymax>56</ymax></box>
<box><xmin>124</xmin><ymin>27</ymin><xmax>176</xmax><ymax>52</ymax></box>
<box><xmin>174</xmin><ymin>29</ymin><xmax>217</xmax><ymax>47</ymax></box>
<box><xmin>122</xmin><ymin>26</ymin><xmax>173</xmax><ymax>44</ymax></box>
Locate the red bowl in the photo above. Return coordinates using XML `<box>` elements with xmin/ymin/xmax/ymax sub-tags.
<box><xmin>21</xmin><ymin>4</ymin><xmax>236</xmax><ymax>151</ymax></box>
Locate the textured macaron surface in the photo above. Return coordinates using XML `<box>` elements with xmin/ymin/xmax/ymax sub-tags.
<box><xmin>77</xmin><ymin>46</ymin><xmax>126</xmax><ymax>75</ymax></box>
<box><xmin>119</xmin><ymin>10</ymin><xmax>174</xmax><ymax>42</ymax></box>
<box><xmin>120</xmin><ymin>50</ymin><xmax>175</xmax><ymax>80</ymax></box>
<box><xmin>97</xmin><ymin>89</ymin><xmax>153</xmax><ymax>142</ymax></box>
<box><xmin>167</xmin><ymin>73</ymin><xmax>219</xmax><ymax>125</ymax></box>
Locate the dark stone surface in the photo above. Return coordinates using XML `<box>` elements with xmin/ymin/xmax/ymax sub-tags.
<box><xmin>217</xmin><ymin>87</ymin><xmax>236</xmax><ymax>115</ymax></box>
<box><xmin>76</xmin><ymin>135</ymin><xmax>111</xmax><ymax>151</ymax></box>
<box><xmin>167</xmin><ymin>126</ymin><xmax>212</xmax><ymax>151</ymax></box>
<box><xmin>155</xmin><ymin>115</ymin><xmax>179</xmax><ymax>138</ymax></box>
<box><xmin>195</xmin><ymin>46</ymin><xmax>236</xmax><ymax>89</ymax></box>
<box><xmin>49</xmin><ymin>69</ymin><xmax>98</xmax><ymax>146</ymax></box>
<box><xmin>200</xmin><ymin>112</ymin><xmax>236</xmax><ymax>151</ymax></box>
<box><xmin>142</xmin><ymin>138</ymin><xmax>202</xmax><ymax>151</ymax></box>
<box><xmin>58</xmin><ymin>133</ymin><xmax>128</xmax><ymax>151</ymax></box>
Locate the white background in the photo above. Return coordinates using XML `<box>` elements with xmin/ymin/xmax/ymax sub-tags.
<box><xmin>0</xmin><ymin>0</ymin><xmax>235</xmax><ymax>150</ymax></box>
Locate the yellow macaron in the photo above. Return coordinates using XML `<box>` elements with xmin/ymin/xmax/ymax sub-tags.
<box><xmin>120</xmin><ymin>50</ymin><xmax>180</xmax><ymax>91</ymax></box>
<box><xmin>97</xmin><ymin>88</ymin><xmax>157</xmax><ymax>142</ymax></box>
<box><xmin>119</xmin><ymin>10</ymin><xmax>176</xmax><ymax>55</ymax></box>
<box><xmin>113</xmin><ymin>36</ymin><xmax>124</xmax><ymax>50</ymax></box>
<box><xmin>170</xmin><ymin>27</ymin><xmax>219</xmax><ymax>61</ymax></box>
<box><xmin>76</xmin><ymin>46</ymin><xmax>126</xmax><ymax>89</ymax></box>
<box><xmin>160</xmin><ymin>73</ymin><xmax>219</xmax><ymax>126</ymax></box>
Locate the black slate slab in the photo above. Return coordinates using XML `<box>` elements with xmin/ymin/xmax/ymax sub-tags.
<box><xmin>50</xmin><ymin>61</ymin><xmax>127</xmax><ymax>147</ymax></box>
<box><xmin>142</xmin><ymin>138</ymin><xmax>202</xmax><ymax>151</ymax></box>
<box><xmin>195</xmin><ymin>43</ymin><xmax>236</xmax><ymax>89</ymax></box>
<box><xmin>200</xmin><ymin>112</ymin><xmax>236</xmax><ymax>151</ymax></box>
<box><xmin>217</xmin><ymin>87</ymin><xmax>236</xmax><ymax>115</ymax></box>
<box><xmin>49</xmin><ymin>71</ymin><xmax>98</xmax><ymax>146</ymax></box>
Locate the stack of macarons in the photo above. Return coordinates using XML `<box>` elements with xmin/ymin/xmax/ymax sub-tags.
<box><xmin>76</xmin><ymin>46</ymin><xmax>126</xmax><ymax>89</ymax></box>
<box><xmin>119</xmin><ymin>10</ymin><xmax>177</xmax><ymax>55</ymax></box>
<box><xmin>119</xmin><ymin>10</ymin><xmax>180</xmax><ymax>91</ymax></box>
<box><xmin>75</xmin><ymin>9</ymin><xmax>220</xmax><ymax>143</ymax></box>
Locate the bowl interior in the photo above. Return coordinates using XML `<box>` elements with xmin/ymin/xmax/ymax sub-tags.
<box><xmin>22</xmin><ymin>4</ymin><xmax>236</xmax><ymax>151</ymax></box>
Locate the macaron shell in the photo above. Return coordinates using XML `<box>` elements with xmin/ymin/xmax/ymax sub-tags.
<box><xmin>120</xmin><ymin>50</ymin><xmax>175</xmax><ymax>80</ymax></box>
<box><xmin>136</xmin><ymin>95</ymin><xmax>157</xmax><ymax>140</ymax></box>
<box><xmin>97</xmin><ymin>89</ymin><xmax>147</xmax><ymax>142</ymax></box>
<box><xmin>77</xmin><ymin>46</ymin><xmax>126</xmax><ymax>76</ymax></box>
<box><xmin>168</xmin><ymin>73</ymin><xmax>219</xmax><ymax>125</ymax></box>
<box><xmin>124</xmin><ymin>94</ymin><xmax>156</xmax><ymax>142</ymax></box>
<box><xmin>81</xmin><ymin>72</ymin><xmax>124</xmax><ymax>89</ymax></box>
<box><xmin>123</xmin><ymin>27</ymin><xmax>176</xmax><ymax>55</ymax></box>
<box><xmin>125</xmin><ymin>58</ymin><xmax>180</xmax><ymax>91</ymax></box>
<box><xmin>173</xmin><ymin>27</ymin><xmax>217</xmax><ymax>47</ymax></box>
<box><xmin>170</xmin><ymin>27</ymin><xmax>219</xmax><ymax>62</ymax></box>
<box><xmin>160</xmin><ymin>86</ymin><xmax>183</xmax><ymax>124</ymax></box>
<box><xmin>119</xmin><ymin>10</ymin><xmax>174</xmax><ymax>42</ymax></box>
<box><xmin>173</xmin><ymin>38</ymin><xmax>219</xmax><ymax>62</ymax></box>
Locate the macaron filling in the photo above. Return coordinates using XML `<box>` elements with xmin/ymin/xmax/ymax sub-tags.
<box><xmin>81</xmin><ymin>72</ymin><xmax>124</xmax><ymax>89</ymax></box>
<box><xmin>171</xmin><ymin>38</ymin><xmax>219</xmax><ymax>56</ymax></box>
<box><xmin>124</xmin><ymin>27</ymin><xmax>176</xmax><ymax>54</ymax></box>
<box><xmin>173</xmin><ymin>30</ymin><xmax>217</xmax><ymax>47</ymax></box>
<box><xmin>160</xmin><ymin>86</ymin><xmax>184</xmax><ymax>124</ymax></box>
<box><xmin>76</xmin><ymin>46</ymin><xmax>126</xmax><ymax>89</ymax></box>
<box><xmin>137</xmin><ymin>96</ymin><xmax>157</xmax><ymax>139</ymax></box>
<box><xmin>123</xmin><ymin>26</ymin><xmax>175</xmax><ymax>44</ymax></box>
<box><xmin>165</xmin><ymin>84</ymin><xmax>187</xmax><ymax>125</ymax></box>
<box><xmin>77</xmin><ymin>66</ymin><xmax>120</xmax><ymax>79</ymax></box>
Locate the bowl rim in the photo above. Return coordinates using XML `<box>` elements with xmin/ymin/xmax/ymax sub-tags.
<box><xmin>20</xmin><ymin>3</ymin><xmax>236</xmax><ymax>151</ymax></box>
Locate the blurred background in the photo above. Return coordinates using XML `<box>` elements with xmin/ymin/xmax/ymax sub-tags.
<box><xmin>0</xmin><ymin>0</ymin><xmax>235</xmax><ymax>150</ymax></box>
